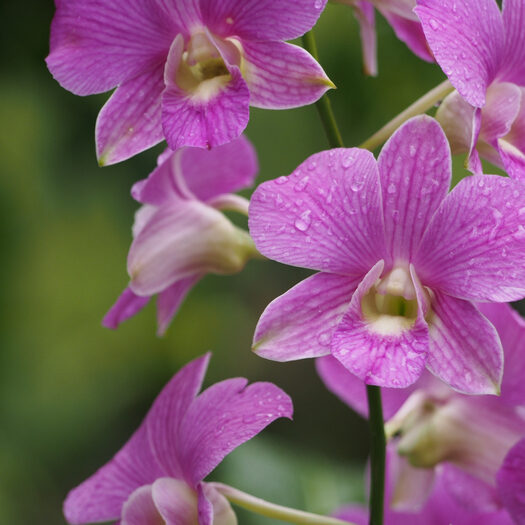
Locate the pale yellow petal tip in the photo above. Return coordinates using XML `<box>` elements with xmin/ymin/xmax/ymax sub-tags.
<box><xmin>492</xmin><ymin>381</ymin><xmax>502</xmax><ymax>396</ymax></box>
<box><xmin>322</xmin><ymin>76</ymin><xmax>337</xmax><ymax>90</ymax></box>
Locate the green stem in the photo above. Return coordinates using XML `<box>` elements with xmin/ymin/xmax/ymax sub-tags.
<box><xmin>302</xmin><ymin>30</ymin><xmax>344</xmax><ymax>149</ymax></box>
<box><xmin>366</xmin><ymin>385</ymin><xmax>386</xmax><ymax>525</ymax></box>
<box><xmin>359</xmin><ymin>79</ymin><xmax>454</xmax><ymax>151</ymax></box>
<box><xmin>211</xmin><ymin>483</ymin><xmax>356</xmax><ymax>525</ymax></box>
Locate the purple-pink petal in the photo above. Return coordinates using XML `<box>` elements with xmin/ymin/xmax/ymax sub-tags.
<box><xmin>415</xmin><ymin>175</ymin><xmax>525</xmax><ymax>302</ymax></box>
<box><xmin>145</xmin><ymin>354</ymin><xmax>211</xmax><ymax>480</ymax></box>
<box><xmin>46</xmin><ymin>0</ymin><xmax>175</xmax><ymax>96</ymax></box>
<box><xmin>96</xmin><ymin>64</ymin><xmax>165</xmax><ymax>166</ymax></box>
<box><xmin>497</xmin><ymin>438</ymin><xmax>525</xmax><ymax>524</ymax></box>
<box><xmin>249</xmin><ymin>148</ymin><xmax>385</xmax><ymax>276</ymax></box>
<box><xmin>316</xmin><ymin>355</ymin><xmax>419</xmax><ymax>420</ymax></box>
<box><xmin>499</xmin><ymin>139</ymin><xmax>525</xmax><ymax>181</ymax></box>
<box><xmin>198</xmin><ymin>483</ymin><xmax>237</xmax><ymax>525</ymax></box>
<box><xmin>63</xmin><ymin>423</ymin><xmax>164</xmax><ymax>524</ymax></box>
<box><xmin>479</xmin><ymin>303</ymin><xmax>525</xmax><ymax>406</ymax></box>
<box><xmin>161</xmin><ymin>66</ymin><xmax>250</xmax><ymax>150</ymax></box>
<box><xmin>426</xmin><ymin>292</ymin><xmax>503</xmax><ymax>394</ymax></box>
<box><xmin>415</xmin><ymin>0</ymin><xmax>504</xmax><ymax>107</ymax></box>
<box><xmin>331</xmin><ymin>261</ymin><xmax>429</xmax><ymax>388</ymax></box>
<box><xmin>121</xmin><ymin>485</ymin><xmax>163</xmax><ymax>525</ymax></box>
<box><xmin>352</xmin><ymin>1</ymin><xmax>377</xmax><ymax>76</ymax></box>
<box><xmin>102</xmin><ymin>287</ymin><xmax>151</xmax><ymax>331</ymax></box>
<box><xmin>200</xmin><ymin>0</ymin><xmax>327</xmax><ymax>42</ymax></box>
<box><xmin>156</xmin><ymin>276</ymin><xmax>202</xmax><ymax>336</ymax></box>
<box><xmin>180</xmin><ymin>135</ymin><xmax>258</xmax><ymax>201</ymax></box>
<box><xmin>377</xmin><ymin>116</ymin><xmax>451</xmax><ymax>265</ymax></box>
<box><xmin>501</xmin><ymin>0</ymin><xmax>525</xmax><ymax>85</ymax></box>
<box><xmin>253</xmin><ymin>272</ymin><xmax>361</xmax><ymax>361</ymax></box>
<box><xmin>241</xmin><ymin>41</ymin><xmax>332</xmax><ymax>109</ymax></box>
<box><xmin>151</xmin><ymin>478</ymin><xmax>199</xmax><ymax>524</ymax></box>
<box><xmin>178</xmin><ymin>379</ymin><xmax>293</xmax><ymax>485</ymax></box>
<box><xmin>380</xmin><ymin>9</ymin><xmax>433</xmax><ymax>64</ymax></box>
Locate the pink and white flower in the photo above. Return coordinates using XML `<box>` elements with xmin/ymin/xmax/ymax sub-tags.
<box><xmin>319</xmin><ymin>303</ymin><xmax>525</xmax><ymax>522</ymax></box>
<box><xmin>46</xmin><ymin>0</ymin><xmax>333</xmax><ymax>165</ymax></box>
<box><xmin>103</xmin><ymin>136</ymin><xmax>258</xmax><ymax>335</ymax></box>
<box><xmin>249</xmin><ymin>116</ymin><xmax>525</xmax><ymax>394</ymax></box>
<box><xmin>416</xmin><ymin>0</ymin><xmax>525</xmax><ymax>180</ymax></box>
<box><xmin>63</xmin><ymin>353</ymin><xmax>293</xmax><ymax>525</ymax></box>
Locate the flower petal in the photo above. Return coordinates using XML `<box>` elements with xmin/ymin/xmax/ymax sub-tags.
<box><xmin>128</xmin><ymin>201</ymin><xmax>252</xmax><ymax>296</ymax></box>
<box><xmin>162</xmin><ymin>65</ymin><xmax>250</xmax><ymax>150</ymax></box>
<box><xmin>426</xmin><ymin>292</ymin><xmax>503</xmax><ymax>394</ymax></box>
<box><xmin>146</xmin><ymin>354</ymin><xmax>211</xmax><ymax>478</ymax></box>
<box><xmin>501</xmin><ymin>0</ymin><xmax>525</xmax><ymax>85</ymax></box>
<box><xmin>415</xmin><ymin>175</ymin><xmax>525</xmax><ymax>302</ymax></box>
<box><xmin>249</xmin><ymin>148</ymin><xmax>385</xmax><ymax>275</ymax></box>
<box><xmin>316</xmin><ymin>355</ymin><xmax>418</xmax><ymax>419</ymax></box>
<box><xmin>439</xmin><ymin>464</ymin><xmax>500</xmax><ymax>512</ymax></box>
<box><xmin>96</xmin><ymin>63</ymin><xmax>165</xmax><ymax>166</ymax></box>
<box><xmin>156</xmin><ymin>276</ymin><xmax>202</xmax><ymax>336</ymax></box>
<box><xmin>331</xmin><ymin>261</ymin><xmax>429</xmax><ymax>388</ymax></box>
<box><xmin>46</xmin><ymin>0</ymin><xmax>175</xmax><ymax>96</ymax></box>
<box><xmin>499</xmin><ymin>139</ymin><xmax>525</xmax><ymax>181</ymax></box>
<box><xmin>198</xmin><ymin>484</ymin><xmax>237</xmax><ymax>525</ymax></box>
<box><xmin>121</xmin><ymin>485</ymin><xmax>163</xmax><ymax>525</ymax></box>
<box><xmin>181</xmin><ymin>135</ymin><xmax>258</xmax><ymax>201</ymax></box>
<box><xmin>435</xmin><ymin>91</ymin><xmax>476</xmax><ymax>155</ymax></box>
<box><xmin>478</xmin><ymin>303</ymin><xmax>525</xmax><ymax>406</ymax></box>
<box><xmin>63</xmin><ymin>424</ymin><xmax>164</xmax><ymax>524</ymax></box>
<box><xmin>352</xmin><ymin>1</ymin><xmax>377</xmax><ymax>76</ymax></box>
<box><xmin>497</xmin><ymin>438</ymin><xmax>525</xmax><ymax>524</ymax></box>
<box><xmin>415</xmin><ymin>0</ymin><xmax>504</xmax><ymax>107</ymax></box>
<box><xmin>102</xmin><ymin>287</ymin><xmax>151</xmax><ymax>330</ymax></box>
<box><xmin>151</xmin><ymin>478</ymin><xmax>198</xmax><ymax>524</ymax></box>
<box><xmin>178</xmin><ymin>379</ymin><xmax>293</xmax><ymax>484</ymax></box>
<box><xmin>240</xmin><ymin>41</ymin><xmax>333</xmax><ymax>109</ymax></box>
<box><xmin>380</xmin><ymin>9</ymin><xmax>433</xmax><ymax>63</ymax></box>
<box><xmin>253</xmin><ymin>272</ymin><xmax>361</xmax><ymax>361</ymax></box>
<box><xmin>200</xmin><ymin>0</ymin><xmax>327</xmax><ymax>41</ymax></box>
<box><xmin>378</xmin><ymin>116</ymin><xmax>451</xmax><ymax>264</ymax></box>
<box><xmin>480</xmin><ymin>82</ymin><xmax>522</xmax><ymax>146</ymax></box>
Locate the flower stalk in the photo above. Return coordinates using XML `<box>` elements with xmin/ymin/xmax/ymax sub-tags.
<box><xmin>302</xmin><ymin>30</ymin><xmax>344</xmax><ymax>149</ymax></box>
<box><xmin>302</xmin><ymin>27</ymin><xmax>387</xmax><ymax>525</ymax></box>
<box><xmin>366</xmin><ymin>385</ymin><xmax>386</xmax><ymax>525</ymax></box>
<box><xmin>212</xmin><ymin>483</ymin><xmax>356</xmax><ymax>525</ymax></box>
<box><xmin>359</xmin><ymin>79</ymin><xmax>454</xmax><ymax>151</ymax></box>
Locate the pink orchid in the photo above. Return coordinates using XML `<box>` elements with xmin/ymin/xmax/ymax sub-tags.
<box><xmin>416</xmin><ymin>0</ymin><xmax>525</xmax><ymax>180</ymax></box>
<box><xmin>63</xmin><ymin>353</ymin><xmax>293</xmax><ymax>525</ymax></box>
<box><xmin>333</xmin><ymin>0</ymin><xmax>433</xmax><ymax>76</ymax></box>
<box><xmin>335</xmin><ymin>447</ymin><xmax>514</xmax><ymax>524</ymax></box>
<box><xmin>46</xmin><ymin>0</ymin><xmax>333</xmax><ymax>165</ymax></box>
<box><xmin>249</xmin><ymin>115</ymin><xmax>525</xmax><ymax>394</ymax></box>
<box><xmin>103</xmin><ymin>136</ymin><xmax>258</xmax><ymax>335</ymax></box>
<box><xmin>318</xmin><ymin>303</ymin><xmax>525</xmax><ymax>522</ymax></box>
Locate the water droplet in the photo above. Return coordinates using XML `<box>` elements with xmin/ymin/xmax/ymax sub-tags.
<box><xmin>314</xmin><ymin>0</ymin><xmax>323</xmax><ymax>8</ymax></box>
<box><xmin>242</xmin><ymin>414</ymin><xmax>258</xmax><ymax>424</ymax></box>
<box><xmin>294</xmin><ymin>175</ymin><xmax>309</xmax><ymax>191</ymax></box>
<box><xmin>429</xmin><ymin>18</ymin><xmax>439</xmax><ymax>30</ymax></box>
<box><xmin>308</xmin><ymin>160</ymin><xmax>318</xmax><ymax>171</ymax></box>
<box><xmin>275</xmin><ymin>176</ymin><xmax>288</xmax><ymax>185</ymax></box>
<box><xmin>294</xmin><ymin>210</ymin><xmax>312</xmax><ymax>232</ymax></box>
<box><xmin>387</xmin><ymin>183</ymin><xmax>396</xmax><ymax>194</ymax></box>
<box><xmin>342</xmin><ymin>153</ymin><xmax>354</xmax><ymax>168</ymax></box>
<box><xmin>409</xmin><ymin>145</ymin><xmax>416</xmax><ymax>157</ymax></box>
<box><xmin>318</xmin><ymin>331</ymin><xmax>331</xmax><ymax>345</ymax></box>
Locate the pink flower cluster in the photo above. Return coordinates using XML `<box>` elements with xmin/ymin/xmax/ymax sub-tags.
<box><xmin>45</xmin><ymin>0</ymin><xmax>525</xmax><ymax>523</ymax></box>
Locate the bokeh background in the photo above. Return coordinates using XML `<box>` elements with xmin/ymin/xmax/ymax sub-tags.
<box><xmin>1</xmin><ymin>2</ymin><xmax>521</xmax><ymax>523</ymax></box>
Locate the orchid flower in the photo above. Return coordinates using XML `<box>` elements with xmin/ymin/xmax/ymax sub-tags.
<box><xmin>103</xmin><ymin>135</ymin><xmax>259</xmax><ymax>335</ymax></box>
<box><xmin>46</xmin><ymin>0</ymin><xmax>333</xmax><ymax>165</ymax></box>
<box><xmin>63</xmin><ymin>353</ymin><xmax>293</xmax><ymax>525</ymax></box>
<box><xmin>416</xmin><ymin>0</ymin><xmax>525</xmax><ymax>180</ymax></box>
<box><xmin>249</xmin><ymin>115</ymin><xmax>525</xmax><ymax>394</ymax></box>
<box><xmin>318</xmin><ymin>303</ymin><xmax>525</xmax><ymax>522</ymax></box>
<box><xmin>334</xmin><ymin>447</ymin><xmax>514</xmax><ymax>524</ymax></box>
<box><xmin>333</xmin><ymin>0</ymin><xmax>433</xmax><ymax>76</ymax></box>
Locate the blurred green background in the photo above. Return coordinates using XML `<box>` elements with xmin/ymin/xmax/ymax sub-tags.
<box><xmin>0</xmin><ymin>2</ymin><xmax>520</xmax><ymax>524</ymax></box>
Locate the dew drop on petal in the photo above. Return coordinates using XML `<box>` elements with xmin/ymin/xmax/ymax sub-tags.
<box><xmin>294</xmin><ymin>175</ymin><xmax>309</xmax><ymax>191</ymax></box>
<box><xmin>409</xmin><ymin>145</ymin><xmax>416</xmax><ymax>157</ymax></box>
<box><xmin>275</xmin><ymin>176</ymin><xmax>288</xmax><ymax>185</ymax></box>
<box><xmin>295</xmin><ymin>210</ymin><xmax>312</xmax><ymax>232</ymax></box>
<box><xmin>387</xmin><ymin>183</ymin><xmax>396</xmax><ymax>194</ymax></box>
<box><xmin>314</xmin><ymin>0</ymin><xmax>323</xmax><ymax>8</ymax></box>
<box><xmin>242</xmin><ymin>414</ymin><xmax>258</xmax><ymax>424</ymax></box>
<box><xmin>342</xmin><ymin>153</ymin><xmax>354</xmax><ymax>168</ymax></box>
<box><xmin>429</xmin><ymin>18</ymin><xmax>439</xmax><ymax>30</ymax></box>
<box><xmin>318</xmin><ymin>331</ymin><xmax>332</xmax><ymax>345</ymax></box>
